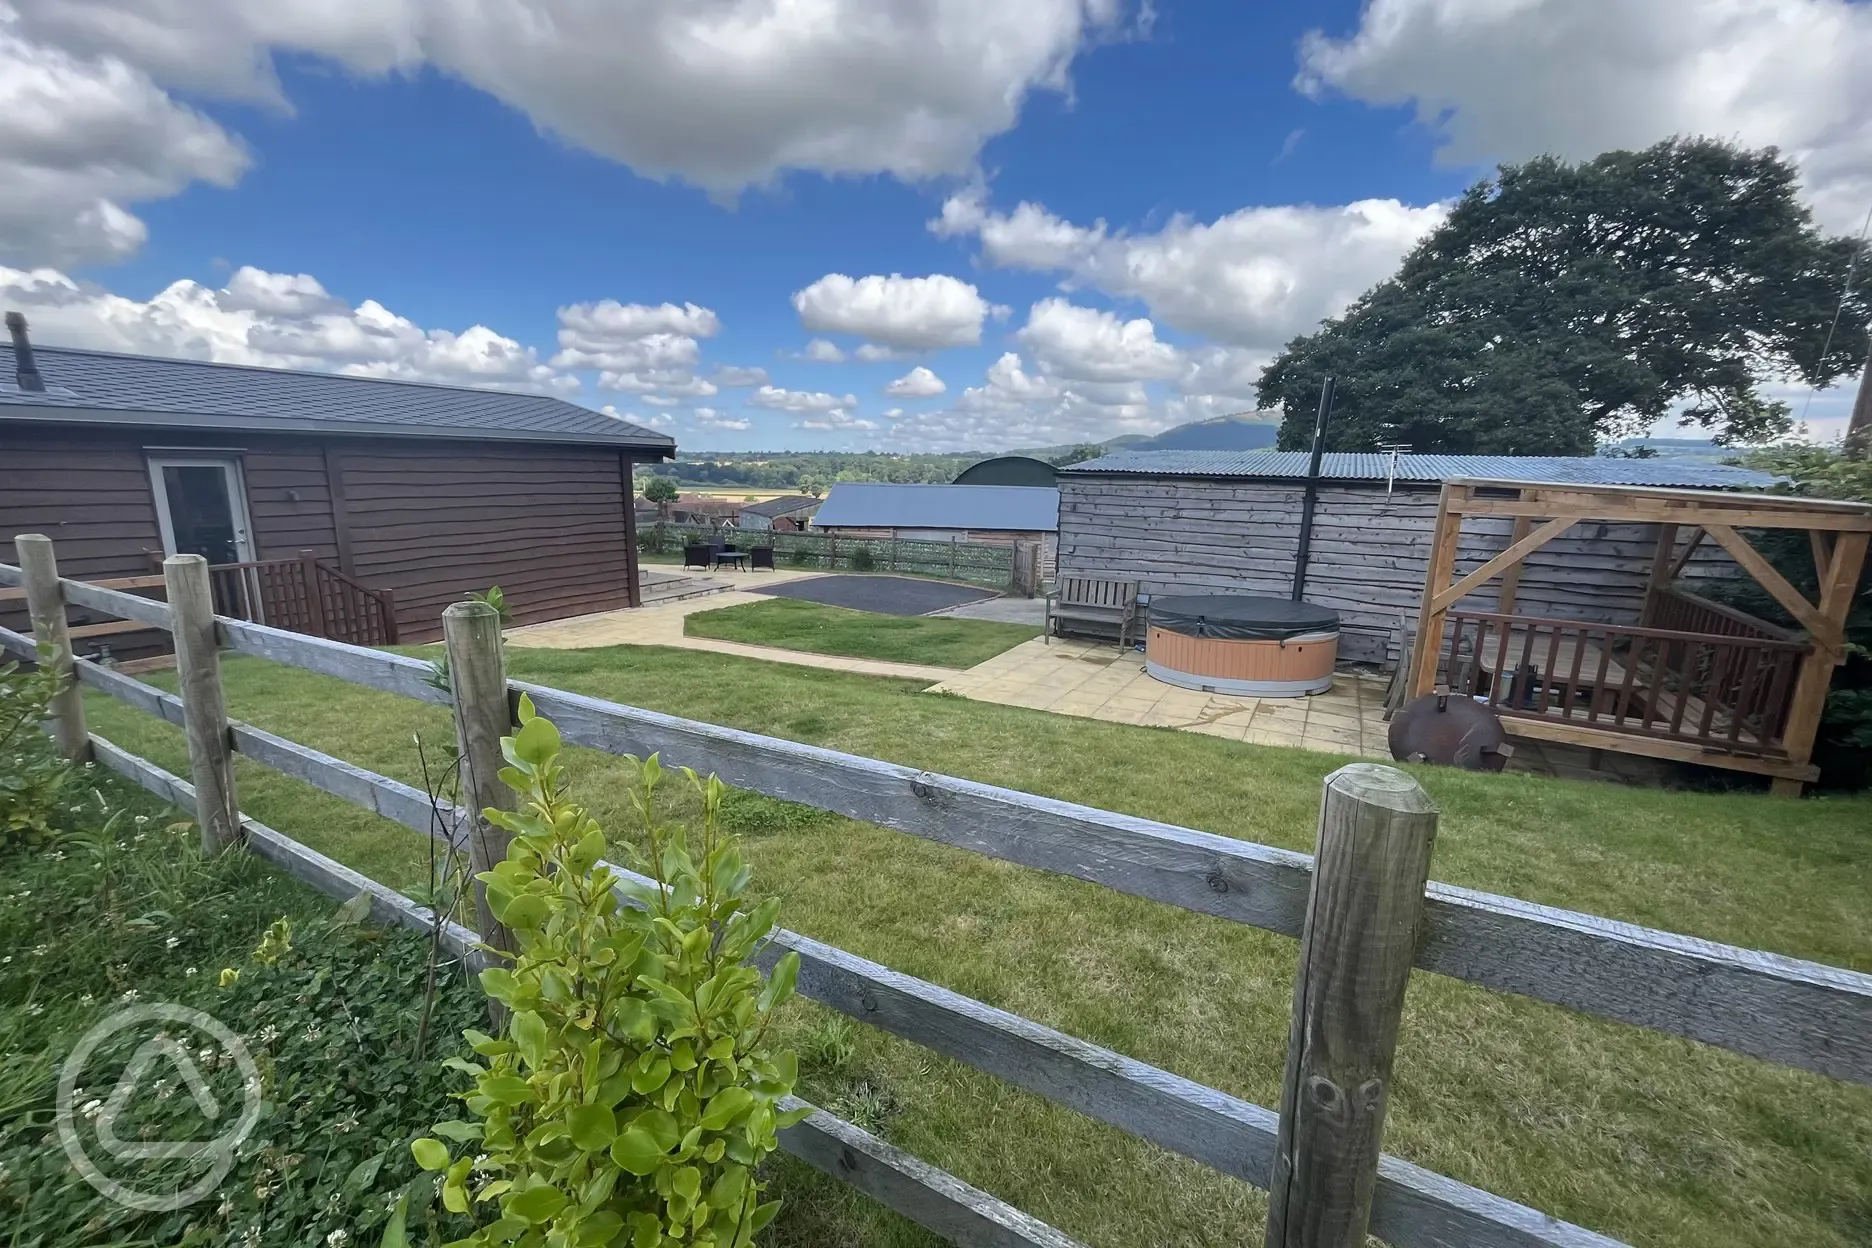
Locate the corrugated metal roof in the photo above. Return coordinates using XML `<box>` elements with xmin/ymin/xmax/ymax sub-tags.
<box><xmin>1059</xmin><ymin>450</ymin><xmax>1776</xmax><ymax>489</ymax></box>
<box><xmin>739</xmin><ymin>495</ymin><xmax>822</xmax><ymax>518</ymax></box>
<box><xmin>813</xmin><ymin>483</ymin><xmax>1060</xmax><ymax>531</ymax></box>
<box><xmin>0</xmin><ymin>341</ymin><xmax>676</xmax><ymax>451</ymax></box>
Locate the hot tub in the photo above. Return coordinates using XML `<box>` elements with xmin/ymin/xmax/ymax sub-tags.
<box><xmin>1145</xmin><ymin>595</ymin><xmax>1339</xmax><ymax>697</ymax></box>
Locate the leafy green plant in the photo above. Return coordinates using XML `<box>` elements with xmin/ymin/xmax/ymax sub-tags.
<box><xmin>468</xmin><ymin>586</ymin><xmax>513</xmax><ymax>627</ymax></box>
<box><xmin>414</xmin><ymin>697</ymin><xmax>804</xmax><ymax>1246</ymax></box>
<box><xmin>785</xmin><ymin>547</ymin><xmax>812</xmax><ymax>569</ymax></box>
<box><xmin>847</xmin><ymin>547</ymin><xmax>875</xmax><ymax>573</ymax></box>
<box><xmin>640</xmin><ymin>522</ymin><xmax>673</xmax><ymax>556</ymax></box>
<box><xmin>0</xmin><ymin>648</ymin><xmax>73</xmax><ymax>843</ymax></box>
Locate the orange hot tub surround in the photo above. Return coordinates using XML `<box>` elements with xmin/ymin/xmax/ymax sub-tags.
<box><xmin>1144</xmin><ymin>595</ymin><xmax>1339</xmax><ymax>697</ymax></box>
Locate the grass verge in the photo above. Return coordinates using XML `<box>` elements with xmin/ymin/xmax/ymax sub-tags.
<box><xmin>683</xmin><ymin>597</ymin><xmax>1038</xmax><ymax>668</ymax></box>
<box><xmin>0</xmin><ymin>768</ymin><xmax>485</xmax><ymax>1247</ymax></box>
<box><xmin>82</xmin><ymin>645</ymin><xmax>1872</xmax><ymax>1248</ymax></box>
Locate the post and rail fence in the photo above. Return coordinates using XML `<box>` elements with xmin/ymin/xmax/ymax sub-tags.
<box><xmin>5</xmin><ymin>533</ymin><xmax>1871</xmax><ymax>1248</ymax></box>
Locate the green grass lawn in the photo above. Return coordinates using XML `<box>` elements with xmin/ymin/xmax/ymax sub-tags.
<box><xmin>82</xmin><ymin>646</ymin><xmax>1872</xmax><ymax>1248</ymax></box>
<box><xmin>683</xmin><ymin>596</ymin><xmax>1039</xmax><ymax>668</ymax></box>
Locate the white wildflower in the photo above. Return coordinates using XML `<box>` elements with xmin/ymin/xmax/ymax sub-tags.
<box><xmin>326</xmin><ymin>1229</ymin><xmax>349</xmax><ymax>1247</ymax></box>
<box><xmin>165</xmin><ymin>936</ymin><xmax>181</xmax><ymax>950</ymax></box>
<box><xmin>119</xmin><ymin>989</ymin><xmax>139</xmax><ymax>1003</ymax></box>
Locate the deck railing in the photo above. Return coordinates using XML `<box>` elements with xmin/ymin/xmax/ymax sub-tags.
<box><xmin>1644</xmin><ymin>584</ymin><xmax>1799</xmax><ymax>642</ymax></box>
<box><xmin>174</xmin><ymin>550</ymin><xmax>398</xmax><ymax>646</ymax></box>
<box><xmin>1444</xmin><ymin>609</ymin><xmax>1810</xmax><ymax>757</ymax></box>
<box><xmin>6</xmin><ymin>538</ymin><xmax>1871</xmax><ymax>1248</ymax></box>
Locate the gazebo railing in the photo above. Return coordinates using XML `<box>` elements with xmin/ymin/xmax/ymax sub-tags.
<box><xmin>1444</xmin><ymin>610</ymin><xmax>1810</xmax><ymax>756</ymax></box>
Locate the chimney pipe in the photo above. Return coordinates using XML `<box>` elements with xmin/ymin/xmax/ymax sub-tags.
<box><xmin>6</xmin><ymin>312</ymin><xmax>46</xmax><ymax>393</ymax></box>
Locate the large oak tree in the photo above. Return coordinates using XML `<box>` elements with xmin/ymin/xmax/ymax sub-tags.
<box><xmin>1259</xmin><ymin>139</ymin><xmax>1870</xmax><ymax>454</ymax></box>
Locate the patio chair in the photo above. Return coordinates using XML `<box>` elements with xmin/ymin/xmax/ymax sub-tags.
<box><xmin>750</xmin><ymin>546</ymin><xmax>775</xmax><ymax>571</ymax></box>
<box><xmin>682</xmin><ymin>543</ymin><xmax>713</xmax><ymax>570</ymax></box>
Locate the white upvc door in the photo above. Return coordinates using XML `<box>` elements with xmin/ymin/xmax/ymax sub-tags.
<box><xmin>146</xmin><ymin>456</ymin><xmax>257</xmax><ymax>565</ymax></box>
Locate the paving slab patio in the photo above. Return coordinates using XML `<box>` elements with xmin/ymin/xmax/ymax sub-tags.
<box><xmin>927</xmin><ymin>636</ymin><xmax>1393</xmax><ymax>759</ymax></box>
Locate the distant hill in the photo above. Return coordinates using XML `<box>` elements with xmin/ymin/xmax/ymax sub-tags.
<box><xmin>1015</xmin><ymin>412</ymin><xmax>1281</xmax><ymax>460</ymax></box>
<box><xmin>1125</xmin><ymin>412</ymin><xmax>1281</xmax><ymax>452</ymax></box>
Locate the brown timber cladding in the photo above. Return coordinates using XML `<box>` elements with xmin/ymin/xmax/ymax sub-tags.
<box><xmin>1057</xmin><ymin>477</ymin><xmax>1739</xmax><ymax>662</ymax></box>
<box><xmin>0</xmin><ymin>426</ymin><xmax>642</xmax><ymax>646</ymax></box>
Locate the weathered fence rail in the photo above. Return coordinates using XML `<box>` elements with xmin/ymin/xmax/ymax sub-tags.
<box><xmin>7</xmin><ymin>540</ymin><xmax>1871</xmax><ymax>1248</ymax></box>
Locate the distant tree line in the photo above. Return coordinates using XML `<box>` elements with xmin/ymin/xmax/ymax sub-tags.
<box><xmin>644</xmin><ymin>452</ymin><xmax>983</xmax><ymax>492</ymax></box>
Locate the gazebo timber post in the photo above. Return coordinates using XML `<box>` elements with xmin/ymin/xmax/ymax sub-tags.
<box><xmin>1639</xmin><ymin>522</ymin><xmax>1679</xmax><ymax>626</ymax></box>
<box><xmin>1770</xmin><ymin>529</ymin><xmax>1870</xmax><ymax>797</ymax></box>
<box><xmin>1407</xmin><ymin>483</ymin><xmax>1466</xmax><ymax>697</ymax></box>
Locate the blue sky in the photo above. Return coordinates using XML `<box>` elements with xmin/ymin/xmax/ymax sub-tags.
<box><xmin>2</xmin><ymin>0</ymin><xmax>1867</xmax><ymax>451</ymax></box>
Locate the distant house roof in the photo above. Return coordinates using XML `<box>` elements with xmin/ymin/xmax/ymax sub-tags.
<box><xmin>952</xmin><ymin>455</ymin><xmax>1059</xmax><ymax>487</ymax></box>
<box><xmin>739</xmin><ymin>495</ymin><xmax>822</xmax><ymax>519</ymax></box>
<box><xmin>1060</xmin><ymin>450</ymin><xmax>1776</xmax><ymax>490</ymax></box>
<box><xmin>0</xmin><ymin>338</ymin><xmax>676</xmax><ymax>453</ymax></box>
<box><xmin>813</xmin><ymin>483</ymin><xmax>1060</xmax><ymax>532</ymax></box>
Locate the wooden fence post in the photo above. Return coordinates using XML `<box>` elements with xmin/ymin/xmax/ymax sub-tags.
<box><xmin>15</xmin><ymin>535</ymin><xmax>88</xmax><ymax>761</ymax></box>
<box><xmin>1266</xmin><ymin>763</ymin><xmax>1438</xmax><ymax>1248</ymax></box>
<box><xmin>165</xmin><ymin>554</ymin><xmax>240</xmax><ymax>856</ymax></box>
<box><xmin>443</xmin><ymin>600</ymin><xmax>516</xmax><ymax>958</ymax></box>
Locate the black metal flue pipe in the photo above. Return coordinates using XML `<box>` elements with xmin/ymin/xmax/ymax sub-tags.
<box><xmin>1290</xmin><ymin>374</ymin><xmax>1335</xmax><ymax>601</ymax></box>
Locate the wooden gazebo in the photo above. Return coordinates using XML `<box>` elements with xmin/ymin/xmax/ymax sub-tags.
<box><xmin>1407</xmin><ymin>479</ymin><xmax>1872</xmax><ymax>795</ymax></box>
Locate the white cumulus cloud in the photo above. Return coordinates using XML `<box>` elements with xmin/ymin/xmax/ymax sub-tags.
<box><xmin>0</xmin><ymin>9</ymin><xmax>248</xmax><ymax>264</ymax></box>
<box><xmin>933</xmin><ymin>188</ymin><xmax>1446</xmax><ymax>353</ymax></box>
<box><xmin>8</xmin><ymin>0</ymin><xmax>1130</xmax><ymax>194</ymax></box>
<box><xmin>1294</xmin><ymin>0</ymin><xmax>1872</xmax><ymax>230</ymax></box>
<box><xmin>792</xmin><ymin>272</ymin><xmax>1000</xmax><ymax>351</ymax></box>
<box><xmin>554</xmin><ymin>298</ymin><xmax>723</xmax><ymax>397</ymax></box>
<box><xmin>691</xmin><ymin>406</ymin><xmax>751</xmax><ymax>432</ymax></box>
<box><xmin>884</xmin><ymin>366</ymin><xmax>947</xmax><ymax>398</ymax></box>
<box><xmin>800</xmin><ymin>338</ymin><xmax>846</xmax><ymax>363</ymax></box>
<box><xmin>748</xmin><ymin>384</ymin><xmax>859</xmax><ymax>415</ymax></box>
<box><xmin>1015</xmin><ymin>299</ymin><xmax>1182</xmax><ymax>383</ymax></box>
<box><xmin>1</xmin><ymin>262</ymin><xmax>572</xmax><ymax>391</ymax></box>
<box><xmin>709</xmin><ymin>364</ymin><xmax>769</xmax><ymax>387</ymax></box>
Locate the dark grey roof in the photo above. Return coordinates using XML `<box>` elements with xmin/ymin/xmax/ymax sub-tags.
<box><xmin>1060</xmin><ymin>450</ymin><xmax>1775</xmax><ymax>489</ymax></box>
<box><xmin>739</xmin><ymin>495</ymin><xmax>822</xmax><ymax>518</ymax></box>
<box><xmin>813</xmin><ymin>483</ymin><xmax>1059</xmax><ymax>531</ymax></box>
<box><xmin>0</xmin><ymin>341</ymin><xmax>675</xmax><ymax>452</ymax></box>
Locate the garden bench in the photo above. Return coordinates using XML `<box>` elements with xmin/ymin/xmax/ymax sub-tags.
<box><xmin>1045</xmin><ymin>576</ymin><xmax>1140</xmax><ymax>648</ymax></box>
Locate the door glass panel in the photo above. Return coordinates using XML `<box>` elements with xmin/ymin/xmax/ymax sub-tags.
<box><xmin>162</xmin><ymin>465</ymin><xmax>240</xmax><ymax>564</ymax></box>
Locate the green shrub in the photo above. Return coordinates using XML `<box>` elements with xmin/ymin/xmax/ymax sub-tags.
<box><xmin>415</xmin><ymin>697</ymin><xmax>803</xmax><ymax>1247</ymax></box>
<box><xmin>785</xmin><ymin>547</ymin><xmax>812</xmax><ymax>568</ymax></box>
<box><xmin>640</xmin><ymin>522</ymin><xmax>673</xmax><ymax>556</ymax></box>
<box><xmin>0</xmin><ymin>649</ymin><xmax>73</xmax><ymax>844</ymax></box>
<box><xmin>847</xmin><ymin>547</ymin><xmax>875</xmax><ymax>572</ymax></box>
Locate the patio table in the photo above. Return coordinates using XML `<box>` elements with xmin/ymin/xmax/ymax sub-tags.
<box><xmin>713</xmin><ymin>550</ymin><xmax>749</xmax><ymax>572</ymax></box>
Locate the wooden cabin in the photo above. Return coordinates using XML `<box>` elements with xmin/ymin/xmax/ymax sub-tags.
<box><xmin>1055</xmin><ymin>451</ymin><xmax>1777</xmax><ymax>662</ymax></box>
<box><xmin>1</xmin><ymin>317</ymin><xmax>675</xmax><ymax>649</ymax></box>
